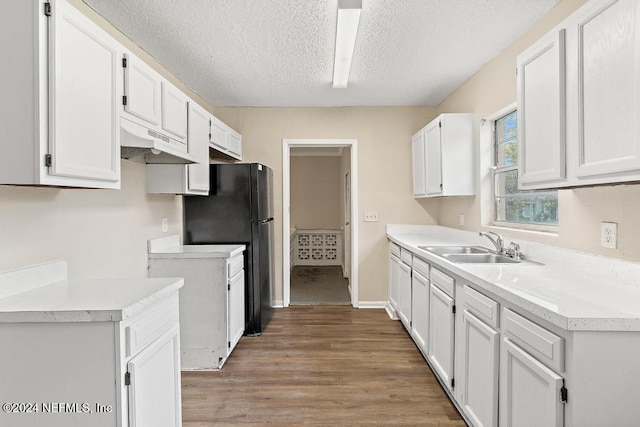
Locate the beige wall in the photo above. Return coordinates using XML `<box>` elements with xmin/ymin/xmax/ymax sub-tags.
<box><xmin>209</xmin><ymin>107</ymin><xmax>439</xmax><ymax>303</ymax></box>
<box><xmin>436</xmin><ymin>0</ymin><xmax>640</xmax><ymax>263</ymax></box>
<box><xmin>290</xmin><ymin>156</ymin><xmax>342</xmax><ymax>230</ymax></box>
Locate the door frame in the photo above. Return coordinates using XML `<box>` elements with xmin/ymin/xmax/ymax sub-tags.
<box><xmin>282</xmin><ymin>138</ymin><xmax>359</xmax><ymax>308</ymax></box>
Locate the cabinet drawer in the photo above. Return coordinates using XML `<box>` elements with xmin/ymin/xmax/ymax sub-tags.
<box><xmin>125</xmin><ymin>294</ymin><xmax>179</xmax><ymax>358</ymax></box>
<box><xmin>412</xmin><ymin>256</ymin><xmax>430</xmax><ymax>279</ymax></box>
<box><xmin>400</xmin><ymin>248</ymin><xmax>412</xmax><ymax>265</ymax></box>
<box><xmin>431</xmin><ymin>267</ymin><xmax>454</xmax><ymax>297</ymax></box>
<box><xmin>463</xmin><ymin>285</ymin><xmax>499</xmax><ymax>328</ymax></box>
<box><xmin>389</xmin><ymin>242</ymin><xmax>401</xmax><ymax>258</ymax></box>
<box><xmin>228</xmin><ymin>253</ymin><xmax>244</xmax><ymax>279</ymax></box>
<box><xmin>502</xmin><ymin>308</ymin><xmax>564</xmax><ymax>372</ymax></box>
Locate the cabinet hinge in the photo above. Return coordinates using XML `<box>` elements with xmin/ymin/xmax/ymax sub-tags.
<box><xmin>44</xmin><ymin>154</ymin><xmax>52</xmax><ymax>168</ymax></box>
<box><xmin>438</xmin><ymin>121</ymin><xmax>442</xmax><ymax>128</ymax></box>
<box><xmin>228</xmin><ymin>284</ymin><xmax>231</xmax><ymax>291</ymax></box>
<box><xmin>409</xmin><ymin>320</ymin><xmax>412</xmax><ymax>327</ymax></box>
<box><xmin>124</xmin><ymin>372</ymin><xmax>131</xmax><ymax>386</ymax></box>
<box><xmin>452</xmin><ymin>305</ymin><xmax>456</xmax><ymax>314</ymax></box>
<box><xmin>122</xmin><ymin>57</ymin><xmax>127</xmax><ymax>68</ymax></box>
<box><xmin>228</xmin><ymin>341</ymin><xmax>231</xmax><ymax>349</ymax></box>
<box><xmin>451</xmin><ymin>378</ymin><xmax>455</xmax><ymax>389</ymax></box>
<box><xmin>560</xmin><ymin>385</ymin><xmax>568</xmax><ymax>403</ymax></box>
<box><xmin>44</xmin><ymin>2</ymin><xmax>51</xmax><ymax>17</ymax></box>
<box><xmin>122</xmin><ymin>95</ymin><xmax>127</xmax><ymax>106</ymax></box>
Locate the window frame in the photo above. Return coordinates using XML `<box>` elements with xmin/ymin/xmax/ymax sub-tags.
<box><xmin>489</xmin><ymin>107</ymin><xmax>559</xmax><ymax>233</ymax></box>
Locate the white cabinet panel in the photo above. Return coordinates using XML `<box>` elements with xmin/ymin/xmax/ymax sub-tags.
<box><xmin>161</xmin><ymin>81</ymin><xmax>189</xmax><ymax>141</ymax></box>
<box><xmin>412</xmin><ymin>131</ymin><xmax>427</xmax><ymax>197</ymax></box>
<box><xmin>127</xmin><ymin>326</ymin><xmax>181</xmax><ymax>427</ymax></box>
<box><xmin>123</xmin><ymin>53</ymin><xmax>161</xmax><ymax>126</ymax></box>
<box><xmin>388</xmin><ymin>252</ymin><xmax>401</xmax><ymax>314</ymax></box>
<box><xmin>500</xmin><ymin>338</ymin><xmax>563</xmax><ymax>427</ymax></box>
<box><xmin>397</xmin><ymin>258</ymin><xmax>412</xmax><ymax>330</ymax></box>
<box><xmin>229</xmin><ymin>129</ymin><xmax>243</xmax><ymax>158</ymax></box>
<box><xmin>0</xmin><ymin>0</ymin><xmax>121</xmax><ymax>188</ymax></box>
<box><xmin>411</xmin><ymin>269</ymin><xmax>429</xmax><ymax>354</ymax></box>
<box><xmin>570</xmin><ymin>0</ymin><xmax>640</xmax><ymax>179</ymax></box>
<box><xmin>425</xmin><ymin>120</ymin><xmax>443</xmax><ymax>195</ymax></box>
<box><xmin>186</xmin><ymin>103</ymin><xmax>211</xmax><ymax>193</ymax></box>
<box><xmin>210</xmin><ymin>115</ymin><xmax>230</xmax><ymax>151</ymax></box>
<box><xmin>228</xmin><ymin>270</ymin><xmax>245</xmax><ymax>353</ymax></box>
<box><xmin>517</xmin><ymin>29</ymin><xmax>566</xmax><ymax>187</ymax></box>
<box><xmin>428</xmin><ymin>283</ymin><xmax>455</xmax><ymax>390</ymax></box>
<box><xmin>460</xmin><ymin>311</ymin><xmax>499</xmax><ymax>427</ymax></box>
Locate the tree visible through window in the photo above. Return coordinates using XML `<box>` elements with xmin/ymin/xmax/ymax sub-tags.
<box><xmin>493</xmin><ymin>111</ymin><xmax>558</xmax><ymax>226</ymax></box>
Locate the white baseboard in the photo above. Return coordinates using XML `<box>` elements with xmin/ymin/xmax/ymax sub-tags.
<box><xmin>272</xmin><ymin>301</ymin><xmax>285</xmax><ymax>308</ymax></box>
<box><xmin>357</xmin><ymin>301</ymin><xmax>387</xmax><ymax>309</ymax></box>
<box><xmin>384</xmin><ymin>303</ymin><xmax>399</xmax><ymax>320</ymax></box>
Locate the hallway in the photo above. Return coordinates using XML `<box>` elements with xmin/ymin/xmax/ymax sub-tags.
<box><xmin>290</xmin><ymin>266</ymin><xmax>351</xmax><ymax>305</ymax></box>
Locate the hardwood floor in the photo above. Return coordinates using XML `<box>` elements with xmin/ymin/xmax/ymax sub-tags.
<box><xmin>182</xmin><ymin>306</ymin><xmax>465</xmax><ymax>426</ymax></box>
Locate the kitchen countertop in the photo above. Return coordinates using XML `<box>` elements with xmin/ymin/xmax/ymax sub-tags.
<box><xmin>0</xmin><ymin>260</ymin><xmax>183</xmax><ymax>323</ymax></box>
<box><xmin>387</xmin><ymin>225</ymin><xmax>640</xmax><ymax>332</ymax></box>
<box><xmin>147</xmin><ymin>234</ymin><xmax>245</xmax><ymax>259</ymax></box>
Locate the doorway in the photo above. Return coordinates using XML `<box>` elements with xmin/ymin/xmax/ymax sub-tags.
<box><xmin>282</xmin><ymin>139</ymin><xmax>359</xmax><ymax>308</ymax></box>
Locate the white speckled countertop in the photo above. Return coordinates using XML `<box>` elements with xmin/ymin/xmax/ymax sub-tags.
<box><xmin>0</xmin><ymin>260</ymin><xmax>183</xmax><ymax>323</ymax></box>
<box><xmin>387</xmin><ymin>225</ymin><xmax>640</xmax><ymax>332</ymax></box>
<box><xmin>147</xmin><ymin>234</ymin><xmax>245</xmax><ymax>259</ymax></box>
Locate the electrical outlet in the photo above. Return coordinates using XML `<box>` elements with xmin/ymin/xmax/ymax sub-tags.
<box><xmin>364</xmin><ymin>211</ymin><xmax>379</xmax><ymax>222</ymax></box>
<box><xmin>162</xmin><ymin>218</ymin><xmax>168</xmax><ymax>233</ymax></box>
<box><xmin>600</xmin><ymin>222</ymin><xmax>617</xmax><ymax>249</ymax></box>
<box><xmin>459</xmin><ymin>214</ymin><xmax>465</xmax><ymax>226</ymax></box>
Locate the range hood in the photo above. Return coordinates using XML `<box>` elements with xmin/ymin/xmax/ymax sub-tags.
<box><xmin>120</xmin><ymin>117</ymin><xmax>196</xmax><ymax>164</ymax></box>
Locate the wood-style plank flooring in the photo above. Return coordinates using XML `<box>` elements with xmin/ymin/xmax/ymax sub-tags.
<box><xmin>182</xmin><ymin>306</ymin><xmax>465</xmax><ymax>426</ymax></box>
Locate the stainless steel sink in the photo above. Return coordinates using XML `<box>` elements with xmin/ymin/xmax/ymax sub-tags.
<box><xmin>443</xmin><ymin>253</ymin><xmax>521</xmax><ymax>264</ymax></box>
<box><xmin>418</xmin><ymin>246</ymin><xmax>491</xmax><ymax>255</ymax></box>
<box><xmin>418</xmin><ymin>245</ymin><xmax>523</xmax><ymax>264</ymax></box>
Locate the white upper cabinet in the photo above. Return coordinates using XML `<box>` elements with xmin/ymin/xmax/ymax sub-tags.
<box><xmin>517</xmin><ymin>29</ymin><xmax>566</xmax><ymax>188</ymax></box>
<box><xmin>161</xmin><ymin>81</ymin><xmax>189</xmax><ymax>141</ymax></box>
<box><xmin>209</xmin><ymin>114</ymin><xmax>243</xmax><ymax>160</ymax></box>
<box><xmin>146</xmin><ymin>102</ymin><xmax>211</xmax><ymax>195</ymax></box>
<box><xmin>412</xmin><ymin>113</ymin><xmax>475</xmax><ymax>198</ymax></box>
<box><xmin>518</xmin><ymin>0</ymin><xmax>640</xmax><ymax>188</ymax></box>
<box><xmin>123</xmin><ymin>53</ymin><xmax>161</xmax><ymax>126</ymax></box>
<box><xmin>0</xmin><ymin>0</ymin><xmax>120</xmax><ymax>188</ymax></box>
<box><xmin>412</xmin><ymin>131</ymin><xmax>427</xmax><ymax>197</ymax></box>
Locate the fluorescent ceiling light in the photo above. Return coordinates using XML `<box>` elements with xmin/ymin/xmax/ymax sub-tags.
<box><xmin>333</xmin><ymin>0</ymin><xmax>362</xmax><ymax>89</ymax></box>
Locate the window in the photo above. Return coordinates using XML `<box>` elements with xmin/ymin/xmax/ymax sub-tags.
<box><xmin>493</xmin><ymin>110</ymin><xmax>558</xmax><ymax>226</ymax></box>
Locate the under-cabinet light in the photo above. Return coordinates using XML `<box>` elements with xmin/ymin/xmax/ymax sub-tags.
<box><xmin>332</xmin><ymin>0</ymin><xmax>362</xmax><ymax>88</ymax></box>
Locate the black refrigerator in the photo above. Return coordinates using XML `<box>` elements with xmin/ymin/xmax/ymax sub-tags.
<box><xmin>183</xmin><ymin>163</ymin><xmax>274</xmax><ymax>335</ymax></box>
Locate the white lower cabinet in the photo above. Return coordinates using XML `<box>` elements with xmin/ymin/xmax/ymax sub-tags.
<box><xmin>459</xmin><ymin>311</ymin><xmax>499</xmax><ymax>427</ymax></box>
<box><xmin>410</xmin><ymin>265</ymin><xmax>429</xmax><ymax>354</ymax></box>
<box><xmin>127</xmin><ymin>325</ymin><xmax>182</xmax><ymax>427</ymax></box>
<box><xmin>500</xmin><ymin>338</ymin><xmax>563</xmax><ymax>427</ymax></box>
<box><xmin>388</xmin><ymin>244</ymin><xmax>401</xmax><ymax>314</ymax></box>
<box><xmin>428</xmin><ymin>280</ymin><xmax>455</xmax><ymax>391</ymax></box>
<box><xmin>397</xmin><ymin>251</ymin><xmax>412</xmax><ymax>330</ymax></box>
<box><xmin>148</xmin><ymin>248</ymin><xmax>246</xmax><ymax>370</ymax></box>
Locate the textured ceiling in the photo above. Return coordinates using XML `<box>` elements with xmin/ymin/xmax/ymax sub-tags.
<box><xmin>83</xmin><ymin>0</ymin><xmax>558</xmax><ymax>107</ymax></box>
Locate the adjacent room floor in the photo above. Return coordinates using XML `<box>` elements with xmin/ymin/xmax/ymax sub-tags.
<box><xmin>181</xmin><ymin>306</ymin><xmax>465</xmax><ymax>425</ymax></box>
<box><xmin>290</xmin><ymin>266</ymin><xmax>351</xmax><ymax>305</ymax></box>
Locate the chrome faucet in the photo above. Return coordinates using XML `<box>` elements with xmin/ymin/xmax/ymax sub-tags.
<box><xmin>506</xmin><ymin>242</ymin><xmax>522</xmax><ymax>261</ymax></box>
<box><xmin>479</xmin><ymin>231</ymin><xmax>504</xmax><ymax>254</ymax></box>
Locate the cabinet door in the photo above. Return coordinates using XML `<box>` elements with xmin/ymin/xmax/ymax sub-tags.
<box><xmin>229</xmin><ymin>129</ymin><xmax>243</xmax><ymax>158</ymax></box>
<box><xmin>161</xmin><ymin>82</ymin><xmax>189</xmax><ymax>141</ymax></box>
<box><xmin>411</xmin><ymin>270</ymin><xmax>429</xmax><ymax>353</ymax></box>
<box><xmin>210</xmin><ymin>115</ymin><xmax>230</xmax><ymax>151</ymax></box>
<box><xmin>428</xmin><ymin>283</ymin><xmax>455</xmax><ymax>390</ymax></box>
<box><xmin>48</xmin><ymin>0</ymin><xmax>119</xmax><ymax>183</ymax></box>
<box><xmin>187</xmin><ymin>103</ymin><xmax>210</xmax><ymax>193</ymax></box>
<box><xmin>228</xmin><ymin>270</ymin><xmax>245</xmax><ymax>354</ymax></box>
<box><xmin>568</xmin><ymin>0</ymin><xmax>640</xmax><ymax>179</ymax></box>
<box><xmin>425</xmin><ymin>120</ymin><xmax>443</xmax><ymax>195</ymax></box>
<box><xmin>517</xmin><ymin>29</ymin><xmax>566</xmax><ymax>186</ymax></box>
<box><xmin>412</xmin><ymin>131</ymin><xmax>427</xmax><ymax>197</ymax></box>
<box><xmin>123</xmin><ymin>53</ymin><xmax>161</xmax><ymax>126</ymax></box>
<box><xmin>460</xmin><ymin>311</ymin><xmax>499</xmax><ymax>427</ymax></box>
<box><xmin>397</xmin><ymin>260</ymin><xmax>412</xmax><ymax>330</ymax></box>
<box><xmin>127</xmin><ymin>326</ymin><xmax>181</xmax><ymax>427</ymax></box>
<box><xmin>388</xmin><ymin>254</ymin><xmax>401</xmax><ymax>313</ymax></box>
<box><xmin>500</xmin><ymin>338</ymin><xmax>563</xmax><ymax>427</ymax></box>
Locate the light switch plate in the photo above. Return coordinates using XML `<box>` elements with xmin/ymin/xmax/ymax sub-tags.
<box><xmin>600</xmin><ymin>222</ymin><xmax>617</xmax><ymax>248</ymax></box>
<box><xmin>162</xmin><ymin>218</ymin><xmax>168</xmax><ymax>233</ymax></box>
<box><xmin>364</xmin><ymin>211</ymin><xmax>379</xmax><ymax>222</ymax></box>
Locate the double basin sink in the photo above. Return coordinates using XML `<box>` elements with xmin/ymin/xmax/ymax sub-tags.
<box><xmin>418</xmin><ymin>245</ymin><xmax>521</xmax><ymax>264</ymax></box>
